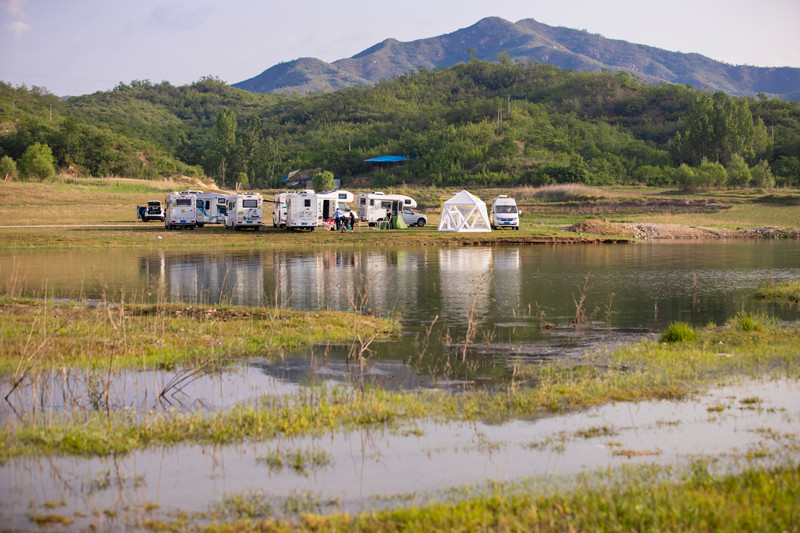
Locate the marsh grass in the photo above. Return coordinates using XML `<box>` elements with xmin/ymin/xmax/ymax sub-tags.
<box><xmin>0</xmin><ymin>296</ymin><xmax>399</xmax><ymax>374</ymax></box>
<box><xmin>754</xmin><ymin>279</ymin><xmax>800</xmax><ymax>302</ymax></box>
<box><xmin>170</xmin><ymin>462</ymin><xmax>800</xmax><ymax>531</ymax></box>
<box><xmin>4</xmin><ymin>317</ymin><xmax>799</xmax><ymax>461</ymax></box>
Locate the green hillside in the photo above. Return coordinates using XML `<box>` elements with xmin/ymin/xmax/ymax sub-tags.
<box><xmin>2</xmin><ymin>61</ymin><xmax>799</xmax><ymax>189</ymax></box>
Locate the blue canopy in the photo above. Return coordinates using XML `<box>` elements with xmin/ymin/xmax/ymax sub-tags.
<box><xmin>364</xmin><ymin>155</ymin><xmax>408</xmax><ymax>163</ymax></box>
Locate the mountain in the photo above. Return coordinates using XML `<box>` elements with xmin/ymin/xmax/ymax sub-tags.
<box><xmin>234</xmin><ymin>17</ymin><xmax>800</xmax><ymax>100</ymax></box>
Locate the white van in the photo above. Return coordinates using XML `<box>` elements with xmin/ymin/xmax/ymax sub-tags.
<box><xmin>195</xmin><ymin>193</ymin><xmax>229</xmax><ymax>226</ymax></box>
<box><xmin>490</xmin><ymin>195</ymin><xmax>520</xmax><ymax>230</ymax></box>
<box><xmin>285</xmin><ymin>191</ymin><xmax>319</xmax><ymax>231</ymax></box>
<box><xmin>357</xmin><ymin>192</ymin><xmax>417</xmax><ymax>227</ymax></box>
<box><xmin>224</xmin><ymin>192</ymin><xmax>264</xmax><ymax>230</ymax></box>
<box><xmin>164</xmin><ymin>192</ymin><xmax>198</xmax><ymax>230</ymax></box>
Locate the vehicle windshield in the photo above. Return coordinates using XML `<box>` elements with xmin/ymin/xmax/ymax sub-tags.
<box><xmin>495</xmin><ymin>205</ymin><xmax>517</xmax><ymax>213</ymax></box>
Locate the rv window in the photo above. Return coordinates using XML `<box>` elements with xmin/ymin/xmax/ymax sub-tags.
<box><xmin>205</xmin><ymin>200</ymin><xmax>210</xmax><ymax>210</ymax></box>
<box><xmin>381</xmin><ymin>201</ymin><xmax>391</xmax><ymax>210</ymax></box>
<box><xmin>369</xmin><ymin>199</ymin><xmax>374</xmax><ymax>206</ymax></box>
<box><xmin>338</xmin><ymin>193</ymin><xmax>347</xmax><ymax>199</ymax></box>
<box><xmin>242</xmin><ymin>199</ymin><xmax>258</xmax><ymax>208</ymax></box>
<box><xmin>304</xmin><ymin>199</ymin><xmax>311</xmax><ymax>207</ymax></box>
<box><xmin>196</xmin><ymin>199</ymin><xmax>203</xmax><ymax>208</ymax></box>
<box><xmin>176</xmin><ymin>199</ymin><xmax>191</xmax><ymax>206</ymax></box>
<box><xmin>404</xmin><ymin>199</ymin><xmax>411</xmax><ymax>205</ymax></box>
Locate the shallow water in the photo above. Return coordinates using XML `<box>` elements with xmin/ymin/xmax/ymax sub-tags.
<box><xmin>1</xmin><ymin>241</ymin><xmax>800</xmax><ymax>528</ymax></box>
<box><xmin>1</xmin><ymin>378</ymin><xmax>798</xmax><ymax>530</ymax></box>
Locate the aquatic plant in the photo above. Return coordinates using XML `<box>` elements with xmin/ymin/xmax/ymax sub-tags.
<box><xmin>659</xmin><ymin>322</ymin><xmax>697</xmax><ymax>343</ymax></box>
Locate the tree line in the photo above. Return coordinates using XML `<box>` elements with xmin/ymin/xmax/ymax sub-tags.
<box><xmin>1</xmin><ymin>62</ymin><xmax>799</xmax><ymax>189</ymax></box>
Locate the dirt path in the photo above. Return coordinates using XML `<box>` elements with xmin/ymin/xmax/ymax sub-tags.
<box><xmin>567</xmin><ymin>219</ymin><xmax>799</xmax><ymax>239</ymax></box>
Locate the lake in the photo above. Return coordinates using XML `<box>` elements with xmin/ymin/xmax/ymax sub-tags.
<box><xmin>1</xmin><ymin>240</ymin><xmax>799</xmax><ymax>529</ymax></box>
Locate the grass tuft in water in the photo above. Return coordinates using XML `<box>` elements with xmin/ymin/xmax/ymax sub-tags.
<box><xmin>659</xmin><ymin>322</ymin><xmax>697</xmax><ymax>343</ymax></box>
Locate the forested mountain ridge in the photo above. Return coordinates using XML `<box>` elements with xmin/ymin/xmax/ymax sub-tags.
<box><xmin>2</xmin><ymin>61</ymin><xmax>799</xmax><ymax>190</ymax></box>
<box><xmin>234</xmin><ymin>17</ymin><xmax>800</xmax><ymax>100</ymax></box>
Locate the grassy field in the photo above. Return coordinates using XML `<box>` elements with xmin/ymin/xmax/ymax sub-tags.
<box><xmin>1</xmin><ymin>178</ymin><xmax>798</xmax><ymax>249</ymax></box>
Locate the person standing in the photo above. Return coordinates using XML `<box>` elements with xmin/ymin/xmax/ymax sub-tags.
<box><xmin>385</xmin><ymin>209</ymin><xmax>392</xmax><ymax>229</ymax></box>
<box><xmin>334</xmin><ymin>207</ymin><xmax>342</xmax><ymax>231</ymax></box>
<box><xmin>349</xmin><ymin>211</ymin><xmax>356</xmax><ymax>230</ymax></box>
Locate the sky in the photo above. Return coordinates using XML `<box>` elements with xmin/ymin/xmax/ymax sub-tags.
<box><xmin>1</xmin><ymin>0</ymin><xmax>799</xmax><ymax>97</ymax></box>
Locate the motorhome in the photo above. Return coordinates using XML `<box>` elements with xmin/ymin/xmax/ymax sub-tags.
<box><xmin>194</xmin><ymin>193</ymin><xmax>229</xmax><ymax>226</ymax></box>
<box><xmin>285</xmin><ymin>191</ymin><xmax>319</xmax><ymax>231</ymax></box>
<box><xmin>317</xmin><ymin>190</ymin><xmax>354</xmax><ymax>228</ymax></box>
<box><xmin>357</xmin><ymin>192</ymin><xmax>417</xmax><ymax>227</ymax></box>
<box><xmin>164</xmin><ymin>192</ymin><xmax>198</xmax><ymax>229</ymax></box>
<box><xmin>272</xmin><ymin>190</ymin><xmax>313</xmax><ymax>228</ymax></box>
<box><xmin>224</xmin><ymin>192</ymin><xmax>264</xmax><ymax>230</ymax></box>
<box><xmin>490</xmin><ymin>195</ymin><xmax>520</xmax><ymax>230</ymax></box>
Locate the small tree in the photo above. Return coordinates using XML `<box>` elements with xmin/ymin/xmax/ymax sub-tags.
<box><xmin>236</xmin><ymin>171</ymin><xmax>250</xmax><ymax>190</ymax></box>
<box><xmin>19</xmin><ymin>143</ymin><xmax>56</xmax><ymax>180</ymax></box>
<box><xmin>674</xmin><ymin>163</ymin><xmax>697</xmax><ymax>192</ymax></box>
<box><xmin>726</xmin><ymin>153</ymin><xmax>751</xmax><ymax>188</ymax></box>
<box><xmin>0</xmin><ymin>156</ymin><xmax>18</xmax><ymax>181</ymax></box>
<box><xmin>750</xmin><ymin>160</ymin><xmax>775</xmax><ymax>188</ymax></box>
<box><xmin>698</xmin><ymin>159</ymin><xmax>727</xmax><ymax>189</ymax></box>
<box><xmin>312</xmin><ymin>170</ymin><xmax>335</xmax><ymax>192</ymax></box>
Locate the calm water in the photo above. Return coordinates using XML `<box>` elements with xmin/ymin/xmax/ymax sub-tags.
<box><xmin>1</xmin><ymin>241</ymin><xmax>799</xmax><ymax>529</ymax></box>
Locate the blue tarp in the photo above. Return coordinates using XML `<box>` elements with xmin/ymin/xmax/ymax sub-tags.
<box><xmin>364</xmin><ymin>155</ymin><xmax>408</xmax><ymax>163</ymax></box>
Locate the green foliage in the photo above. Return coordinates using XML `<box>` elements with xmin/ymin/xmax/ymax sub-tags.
<box><xmin>659</xmin><ymin>322</ymin><xmax>697</xmax><ymax>343</ymax></box>
<box><xmin>0</xmin><ymin>155</ymin><xmax>17</xmax><ymax>180</ymax></box>
<box><xmin>734</xmin><ymin>313</ymin><xmax>763</xmax><ymax>332</ymax></box>
<box><xmin>750</xmin><ymin>160</ymin><xmax>775</xmax><ymax>188</ymax></box>
<box><xmin>19</xmin><ymin>142</ymin><xmax>55</xmax><ymax>180</ymax></box>
<box><xmin>4</xmin><ymin>63</ymin><xmax>800</xmax><ymax>188</ymax></box>
<box><xmin>726</xmin><ymin>153</ymin><xmax>751</xmax><ymax>188</ymax></box>
<box><xmin>312</xmin><ymin>170</ymin><xmax>335</xmax><ymax>191</ymax></box>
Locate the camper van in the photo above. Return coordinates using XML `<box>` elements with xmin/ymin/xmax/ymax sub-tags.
<box><xmin>285</xmin><ymin>191</ymin><xmax>319</xmax><ymax>231</ymax></box>
<box><xmin>224</xmin><ymin>192</ymin><xmax>264</xmax><ymax>230</ymax></box>
<box><xmin>194</xmin><ymin>193</ymin><xmax>229</xmax><ymax>226</ymax></box>
<box><xmin>490</xmin><ymin>195</ymin><xmax>520</xmax><ymax>230</ymax></box>
<box><xmin>357</xmin><ymin>192</ymin><xmax>417</xmax><ymax>227</ymax></box>
<box><xmin>317</xmin><ymin>190</ymin><xmax>354</xmax><ymax>228</ymax></box>
<box><xmin>164</xmin><ymin>192</ymin><xmax>198</xmax><ymax>229</ymax></box>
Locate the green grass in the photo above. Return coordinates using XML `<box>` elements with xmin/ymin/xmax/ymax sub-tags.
<box><xmin>3</xmin><ymin>316</ymin><xmax>799</xmax><ymax>461</ymax></box>
<box><xmin>754</xmin><ymin>279</ymin><xmax>800</xmax><ymax>302</ymax></box>
<box><xmin>659</xmin><ymin>322</ymin><xmax>697</xmax><ymax>343</ymax></box>
<box><xmin>0</xmin><ymin>296</ymin><xmax>399</xmax><ymax>374</ymax></box>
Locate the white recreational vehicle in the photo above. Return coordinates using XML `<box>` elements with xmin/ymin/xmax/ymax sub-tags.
<box><xmin>317</xmin><ymin>190</ymin><xmax>354</xmax><ymax>228</ymax></box>
<box><xmin>194</xmin><ymin>193</ymin><xmax>229</xmax><ymax>226</ymax></box>
<box><xmin>357</xmin><ymin>191</ymin><xmax>417</xmax><ymax>227</ymax></box>
<box><xmin>224</xmin><ymin>192</ymin><xmax>264</xmax><ymax>230</ymax></box>
<box><xmin>285</xmin><ymin>191</ymin><xmax>319</xmax><ymax>231</ymax></box>
<box><xmin>489</xmin><ymin>195</ymin><xmax>520</xmax><ymax>230</ymax></box>
<box><xmin>164</xmin><ymin>192</ymin><xmax>198</xmax><ymax>230</ymax></box>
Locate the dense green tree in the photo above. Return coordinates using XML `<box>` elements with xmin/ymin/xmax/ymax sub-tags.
<box><xmin>672</xmin><ymin>92</ymin><xmax>769</xmax><ymax>166</ymax></box>
<box><xmin>213</xmin><ymin>109</ymin><xmax>237</xmax><ymax>187</ymax></box>
<box><xmin>726</xmin><ymin>153</ymin><xmax>751</xmax><ymax>188</ymax></box>
<box><xmin>0</xmin><ymin>155</ymin><xmax>18</xmax><ymax>180</ymax></box>
<box><xmin>698</xmin><ymin>159</ymin><xmax>727</xmax><ymax>188</ymax></box>
<box><xmin>750</xmin><ymin>160</ymin><xmax>775</xmax><ymax>188</ymax></box>
<box><xmin>312</xmin><ymin>170</ymin><xmax>335</xmax><ymax>191</ymax></box>
<box><xmin>674</xmin><ymin>163</ymin><xmax>697</xmax><ymax>192</ymax></box>
<box><xmin>19</xmin><ymin>142</ymin><xmax>56</xmax><ymax>180</ymax></box>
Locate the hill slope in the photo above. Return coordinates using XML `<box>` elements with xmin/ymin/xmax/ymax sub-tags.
<box><xmin>234</xmin><ymin>17</ymin><xmax>800</xmax><ymax>99</ymax></box>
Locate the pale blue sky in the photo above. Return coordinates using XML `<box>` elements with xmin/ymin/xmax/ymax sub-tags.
<box><xmin>1</xmin><ymin>0</ymin><xmax>799</xmax><ymax>96</ymax></box>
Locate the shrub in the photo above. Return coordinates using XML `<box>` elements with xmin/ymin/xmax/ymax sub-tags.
<box><xmin>734</xmin><ymin>313</ymin><xmax>762</xmax><ymax>332</ymax></box>
<box><xmin>0</xmin><ymin>155</ymin><xmax>18</xmax><ymax>180</ymax></box>
<box><xmin>659</xmin><ymin>322</ymin><xmax>697</xmax><ymax>343</ymax></box>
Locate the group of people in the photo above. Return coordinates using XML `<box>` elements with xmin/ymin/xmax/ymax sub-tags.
<box><xmin>333</xmin><ymin>208</ymin><xmax>357</xmax><ymax>231</ymax></box>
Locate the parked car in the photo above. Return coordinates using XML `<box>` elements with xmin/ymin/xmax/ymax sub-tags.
<box><xmin>401</xmin><ymin>208</ymin><xmax>427</xmax><ymax>227</ymax></box>
<box><xmin>137</xmin><ymin>200</ymin><xmax>165</xmax><ymax>222</ymax></box>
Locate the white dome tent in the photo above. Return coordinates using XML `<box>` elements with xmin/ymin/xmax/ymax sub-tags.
<box><xmin>437</xmin><ymin>190</ymin><xmax>492</xmax><ymax>232</ymax></box>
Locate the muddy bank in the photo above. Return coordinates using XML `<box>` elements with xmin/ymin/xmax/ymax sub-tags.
<box><xmin>567</xmin><ymin>219</ymin><xmax>800</xmax><ymax>240</ymax></box>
